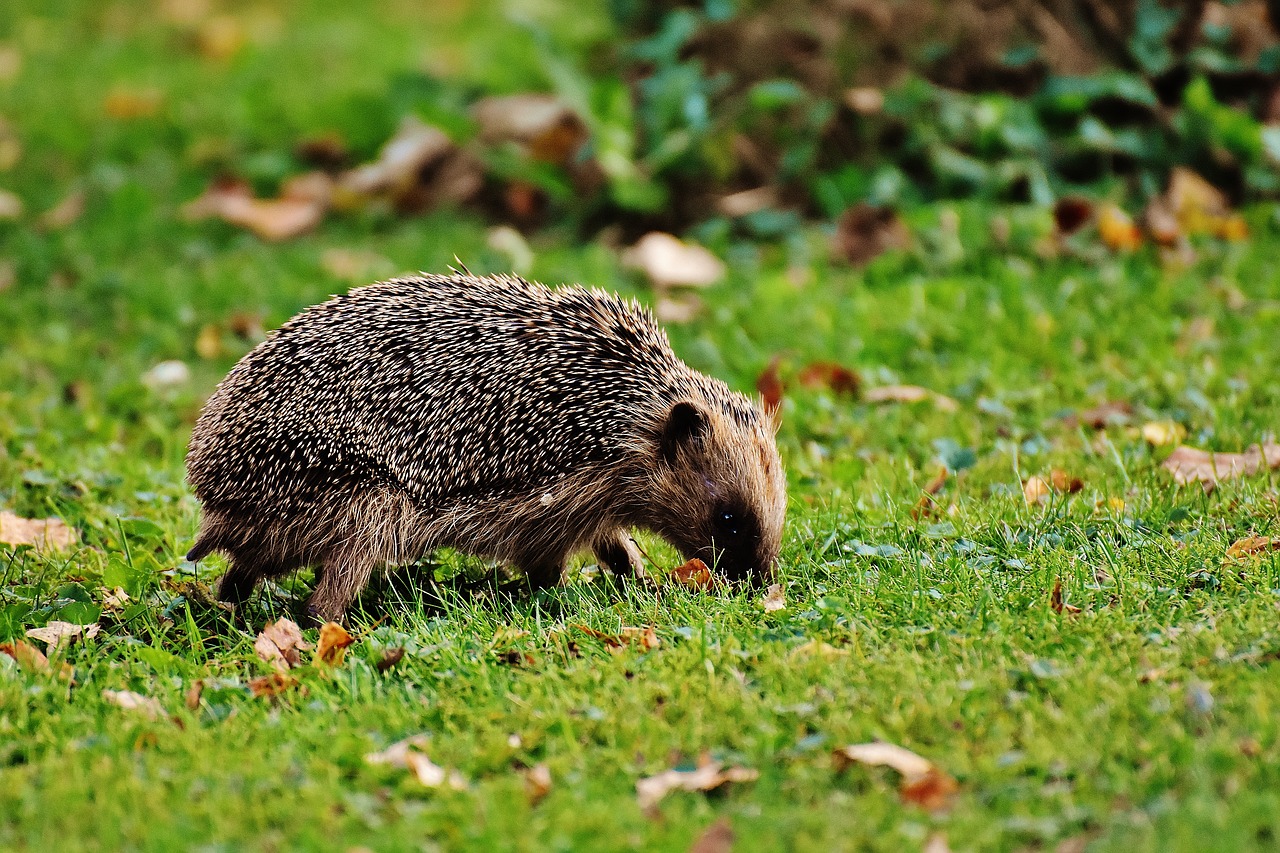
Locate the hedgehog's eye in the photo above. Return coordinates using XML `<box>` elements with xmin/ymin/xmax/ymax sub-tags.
<box><xmin>717</xmin><ymin>511</ymin><xmax>739</xmax><ymax>536</ymax></box>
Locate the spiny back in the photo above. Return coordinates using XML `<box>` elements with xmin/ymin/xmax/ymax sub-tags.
<box><xmin>186</xmin><ymin>273</ymin><xmax>754</xmax><ymax>516</ymax></box>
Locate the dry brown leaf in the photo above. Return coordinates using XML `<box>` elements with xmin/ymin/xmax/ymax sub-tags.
<box><xmin>1225</xmin><ymin>536</ymin><xmax>1280</xmax><ymax>559</ymax></box>
<box><xmin>104</xmin><ymin>86</ymin><xmax>163</xmax><ymax>119</ymax></box>
<box><xmin>761</xmin><ymin>583</ymin><xmax>786</xmax><ymax>613</ymax></box>
<box><xmin>1162</xmin><ymin>443</ymin><xmax>1280</xmax><ymax>487</ymax></box>
<box><xmin>26</xmin><ymin>620</ymin><xmax>98</xmax><ymax>651</ymax></box>
<box><xmin>334</xmin><ymin>118</ymin><xmax>480</xmax><ymax>213</ymax></box>
<box><xmin>100</xmin><ymin>586</ymin><xmax>130</xmax><ymax>612</ymax></box>
<box><xmin>315</xmin><ymin>621</ymin><xmax>355</xmax><ymax>666</ymax></box>
<box><xmin>365</xmin><ymin>735</ymin><xmax>467</xmax><ymax>789</ymax></box>
<box><xmin>1166</xmin><ymin>167</ymin><xmax>1248</xmax><ymax>240</ymax></box>
<box><xmin>249</xmin><ymin>671</ymin><xmax>298</xmax><ymax>698</ymax></box>
<box><xmin>834</xmin><ymin>742</ymin><xmax>957</xmax><ymax>811</ymax></box>
<box><xmin>1049</xmin><ymin>469</ymin><xmax>1084</xmax><ymax>493</ymax></box>
<box><xmin>689</xmin><ymin>817</ymin><xmax>735</xmax><ymax>853</ymax></box>
<box><xmin>1098</xmin><ymin>204</ymin><xmax>1141</xmax><ymax>251</ymax></box>
<box><xmin>254</xmin><ymin>618</ymin><xmax>310</xmax><ymax>672</ymax></box>
<box><xmin>923</xmin><ymin>832</ymin><xmax>953</xmax><ymax>853</ymax></box>
<box><xmin>913</xmin><ymin>467</ymin><xmax>949</xmax><ymax>519</ymax></box>
<box><xmin>0</xmin><ymin>511</ymin><xmax>79</xmax><ymax>551</ymax></box>
<box><xmin>1053</xmin><ymin>196</ymin><xmax>1094</xmax><ymax>234</ymax></box>
<box><xmin>1144</xmin><ymin>197</ymin><xmax>1181</xmax><ymax>246</ymax></box>
<box><xmin>0</xmin><ymin>188</ymin><xmax>22</xmax><ymax>220</ymax></box>
<box><xmin>1050</xmin><ymin>579</ymin><xmax>1082</xmax><ymax>615</ymax></box>
<box><xmin>623</xmin><ymin>232</ymin><xmax>725</xmax><ymax>289</ymax></box>
<box><xmin>1023</xmin><ymin>475</ymin><xmax>1052</xmax><ymax>505</ymax></box>
<box><xmin>756</xmin><ymin>356</ymin><xmax>784</xmax><ymax>413</ymax></box>
<box><xmin>797</xmin><ymin>362</ymin><xmax>860</xmax><ymax>397</ymax></box>
<box><xmin>472</xmin><ymin>94</ymin><xmax>586</xmax><ymax>167</ymax></box>
<box><xmin>864</xmin><ymin>385</ymin><xmax>958</xmax><ymax>412</ymax></box>
<box><xmin>376</xmin><ymin>647</ymin><xmax>406</xmax><ymax>673</ymax></box>
<box><xmin>182</xmin><ymin>177</ymin><xmax>326</xmax><ymax>242</ymax></box>
<box><xmin>1065</xmin><ymin>401</ymin><xmax>1132</xmax><ymax>429</ymax></box>
<box><xmin>39</xmin><ymin>188</ymin><xmax>85</xmax><ymax>230</ymax></box>
<box><xmin>103</xmin><ymin>689</ymin><xmax>165</xmax><ymax>719</ymax></box>
<box><xmin>717</xmin><ymin>186</ymin><xmax>777</xmax><ymax>218</ymax></box>
<box><xmin>672</xmin><ymin>558</ymin><xmax>714</xmax><ymax>591</ymax></box>
<box><xmin>833</xmin><ymin>203</ymin><xmax>910</xmax><ymax>265</ymax></box>
<box><xmin>572</xmin><ymin>623</ymin><xmax>659</xmax><ymax>652</ymax></box>
<box><xmin>185</xmin><ymin>679</ymin><xmax>204</xmax><ymax>711</ymax></box>
<box><xmin>524</xmin><ymin>763</ymin><xmax>553</xmax><ymax>805</ymax></box>
<box><xmin>0</xmin><ymin>639</ymin><xmax>49</xmax><ymax>672</ymax></box>
<box><xmin>844</xmin><ymin>87</ymin><xmax>884</xmax><ymax>114</ymax></box>
<box><xmin>636</xmin><ymin>759</ymin><xmax>759</xmax><ymax>810</ymax></box>
<box><xmin>1141</xmin><ymin>420</ymin><xmax>1187</xmax><ymax>447</ymax></box>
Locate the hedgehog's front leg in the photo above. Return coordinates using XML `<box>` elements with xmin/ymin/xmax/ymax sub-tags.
<box><xmin>305</xmin><ymin>547</ymin><xmax>377</xmax><ymax>624</ymax></box>
<box><xmin>593</xmin><ymin>529</ymin><xmax>653</xmax><ymax>585</ymax></box>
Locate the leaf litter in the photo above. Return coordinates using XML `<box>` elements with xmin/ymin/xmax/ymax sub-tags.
<box><xmin>833</xmin><ymin>742</ymin><xmax>958</xmax><ymax>811</ymax></box>
<box><xmin>635</xmin><ymin>756</ymin><xmax>759</xmax><ymax>810</ymax></box>
<box><xmin>365</xmin><ymin>735</ymin><xmax>467</xmax><ymax>790</ymax></box>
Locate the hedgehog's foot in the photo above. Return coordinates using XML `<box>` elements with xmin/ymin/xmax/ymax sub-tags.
<box><xmin>593</xmin><ymin>530</ymin><xmax>654</xmax><ymax>587</ymax></box>
<box><xmin>216</xmin><ymin>554</ymin><xmax>263</xmax><ymax>608</ymax></box>
<box><xmin>305</xmin><ymin>548</ymin><xmax>377</xmax><ymax>624</ymax></box>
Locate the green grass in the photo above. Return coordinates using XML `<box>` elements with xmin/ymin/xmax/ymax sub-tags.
<box><xmin>4</xmin><ymin>3</ymin><xmax>1280</xmax><ymax>851</ymax></box>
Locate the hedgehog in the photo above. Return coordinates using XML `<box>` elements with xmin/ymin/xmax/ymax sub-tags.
<box><xmin>185</xmin><ymin>272</ymin><xmax>786</xmax><ymax>622</ymax></box>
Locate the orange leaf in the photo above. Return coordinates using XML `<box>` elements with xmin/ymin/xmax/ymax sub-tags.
<box><xmin>1050</xmin><ymin>579</ymin><xmax>1082</xmax><ymax>615</ymax></box>
<box><xmin>833</xmin><ymin>742</ymin><xmax>957</xmax><ymax>811</ymax></box>
<box><xmin>756</xmin><ymin>356</ymin><xmax>784</xmax><ymax>413</ymax></box>
<box><xmin>1225</xmin><ymin>536</ymin><xmax>1280</xmax><ymax>559</ymax></box>
<box><xmin>254</xmin><ymin>618</ymin><xmax>310</xmax><ymax>672</ymax></box>
<box><xmin>671</xmin><ymin>558</ymin><xmax>713</xmax><ymax>591</ymax></box>
<box><xmin>315</xmin><ymin>621</ymin><xmax>355</xmax><ymax>666</ymax></box>
<box><xmin>1098</xmin><ymin>204</ymin><xmax>1142</xmax><ymax>251</ymax></box>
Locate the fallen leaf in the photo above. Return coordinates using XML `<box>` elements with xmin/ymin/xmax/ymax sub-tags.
<box><xmin>1141</xmin><ymin>420</ymin><xmax>1186</xmax><ymax>447</ymax></box>
<box><xmin>103</xmin><ymin>689</ymin><xmax>165</xmax><ymax>719</ymax></box>
<box><xmin>844</xmin><ymin>87</ymin><xmax>884</xmax><ymax>114</ymax></box>
<box><xmin>185</xmin><ymin>679</ymin><xmax>204</xmax><ymax>711</ymax></box>
<box><xmin>1053</xmin><ymin>196</ymin><xmax>1094</xmax><ymax>234</ymax></box>
<box><xmin>182</xmin><ymin>175</ymin><xmax>327</xmax><ymax>241</ymax></box>
<box><xmin>314</xmin><ymin>621</ymin><xmax>354</xmax><ymax>666</ymax></box>
<box><xmin>0</xmin><ymin>188</ymin><xmax>22</xmax><ymax>219</ymax></box>
<box><xmin>1023</xmin><ymin>475</ymin><xmax>1051</xmax><ymax>505</ymax></box>
<box><xmin>654</xmin><ymin>294</ymin><xmax>702</xmax><ymax>324</ymax></box>
<box><xmin>1162</xmin><ymin>443</ymin><xmax>1280</xmax><ymax>487</ymax></box>
<box><xmin>761</xmin><ymin>583</ymin><xmax>786</xmax><ymax>613</ymax></box>
<box><xmin>717</xmin><ymin>186</ymin><xmax>777</xmax><ymax>218</ymax></box>
<box><xmin>636</xmin><ymin>758</ymin><xmax>759</xmax><ymax>810</ymax></box>
<box><xmin>365</xmin><ymin>735</ymin><xmax>466</xmax><ymax>789</ymax></box>
<box><xmin>249</xmin><ymin>671</ymin><xmax>298</xmax><ymax>698</ymax></box>
<box><xmin>376</xmin><ymin>647</ymin><xmax>405</xmax><ymax>673</ymax></box>
<box><xmin>1098</xmin><ymin>204</ymin><xmax>1141</xmax><ymax>251</ymax></box>
<box><xmin>756</xmin><ymin>356</ymin><xmax>784</xmax><ymax>413</ymax></box>
<box><xmin>39</xmin><ymin>188</ymin><xmax>85</xmax><ymax>230</ymax></box>
<box><xmin>797</xmin><ymin>362</ymin><xmax>860</xmax><ymax>397</ymax></box>
<box><xmin>833</xmin><ymin>203</ymin><xmax>910</xmax><ymax>265</ymax></box>
<box><xmin>833</xmin><ymin>742</ymin><xmax>957</xmax><ymax>811</ymax></box>
<box><xmin>1226</xmin><ymin>536</ymin><xmax>1280</xmax><ymax>559</ymax></box>
<box><xmin>100</xmin><ymin>586</ymin><xmax>130</xmax><ymax>611</ymax></box>
<box><xmin>334</xmin><ymin>118</ymin><xmax>480</xmax><ymax>213</ymax></box>
<box><xmin>472</xmin><ymin>93</ymin><xmax>587</xmax><ymax>167</ymax></box>
<box><xmin>0</xmin><ymin>511</ymin><xmax>79</xmax><ymax>551</ymax></box>
<box><xmin>1143</xmin><ymin>197</ymin><xmax>1181</xmax><ymax>246</ymax></box>
<box><xmin>923</xmin><ymin>832</ymin><xmax>953</xmax><ymax>853</ymax></box>
<box><xmin>619</xmin><ymin>626</ymin><xmax>661</xmax><ymax>651</ymax></box>
<box><xmin>486</xmin><ymin>225</ymin><xmax>534</xmax><ymax>275</ymax></box>
<box><xmin>141</xmin><ymin>359</ymin><xmax>191</xmax><ymax>389</ymax></box>
<box><xmin>524</xmin><ymin>763</ymin><xmax>553</xmax><ymax>804</ymax></box>
<box><xmin>104</xmin><ymin>86</ymin><xmax>163</xmax><ymax>119</ymax></box>
<box><xmin>913</xmin><ymin>466</ymin><xmax>948</xmax><ymax>519</ymax></box>
<box><xmin>1049</xmin><ymin>469</ymin><xmax>1084</xmax><ymax>493</ymax></box>
<box><xmin>195</xmin><ymin>15</ymin><xmax>245</xmax><ymax>61</ymax></box>
<box><xmin>1166</xmin><ymin>167</ymin><xmax>1247</xmax><ymax>240</ymax></box>
<box><xmin>0</xmin><ymin>640</ymin><xmax>50</xmax><ymax>672</ymax></box>
<box><xmin>689</xmin><ymin>817</ymin><xmax>735</xmax><ymax>853</ymax></box>
<box><xmin>672</xmin><ymin>558</ymin><xmax>714</xmax><ymax>590</ymax></box>
<box><xmin>1050</xmin><ymin>579</ymin><xmax>1082</xmax><ymax>615</ymax></box>
<box><xmin>1064</xmin><ymin>401</ymin><xmax>1132</xmax><ymax>429</ymax></box>
<box><xmin>254</xmin><ymin>618</ymin><xmax>311</xmax><ymax>672</ymax></box>
<box><xmin>572</xmin><ymin>623</ymin><xmax>660</xmax><ymax>652</ymax></box>
<box><xmin>864</xmin><ymin>385</ymin><xmax>958</xmax><ymax>412</ymax></box>
<box><xmin>623</xmin><ymin>232</ymin><xmax>725</xmax><ymax>289</ymax></box>
<box><xmin>26</xmin><ymin>621</ymin><xmax>98</xmax><ymax>651</ymax></box>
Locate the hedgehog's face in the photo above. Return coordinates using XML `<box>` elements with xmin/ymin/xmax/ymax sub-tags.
<box><xmin>648</xmin><ymin>400</ymin><xmax>786</xmax><ymax>583</ymax></box>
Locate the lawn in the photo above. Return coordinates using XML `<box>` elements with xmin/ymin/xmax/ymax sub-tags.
<box><xmin>3</xmin><ymin>3</ymin><xmax>1280</xmax><ymax>851</ymax></box>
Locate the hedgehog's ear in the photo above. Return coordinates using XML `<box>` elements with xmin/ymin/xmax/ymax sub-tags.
<box><xmin>659</xmin><ymin>401</ymin><xmax>709</xmax><ymax>463</ymax></box>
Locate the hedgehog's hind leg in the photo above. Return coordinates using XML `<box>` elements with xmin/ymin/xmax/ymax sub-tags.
<box><xmin>592</xmin><ymin>529</ymin><xmax>652</xmax><ymax>585</ymax></box>
<box><xmin>305</xmin><ymin>546</ymin><xmax>378</xmax><ymax>624</ymax></box>
<box><xmin>216</xmin><ymin>552</ymin><xmax>268</xmax><ymax>607</ymax></box>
